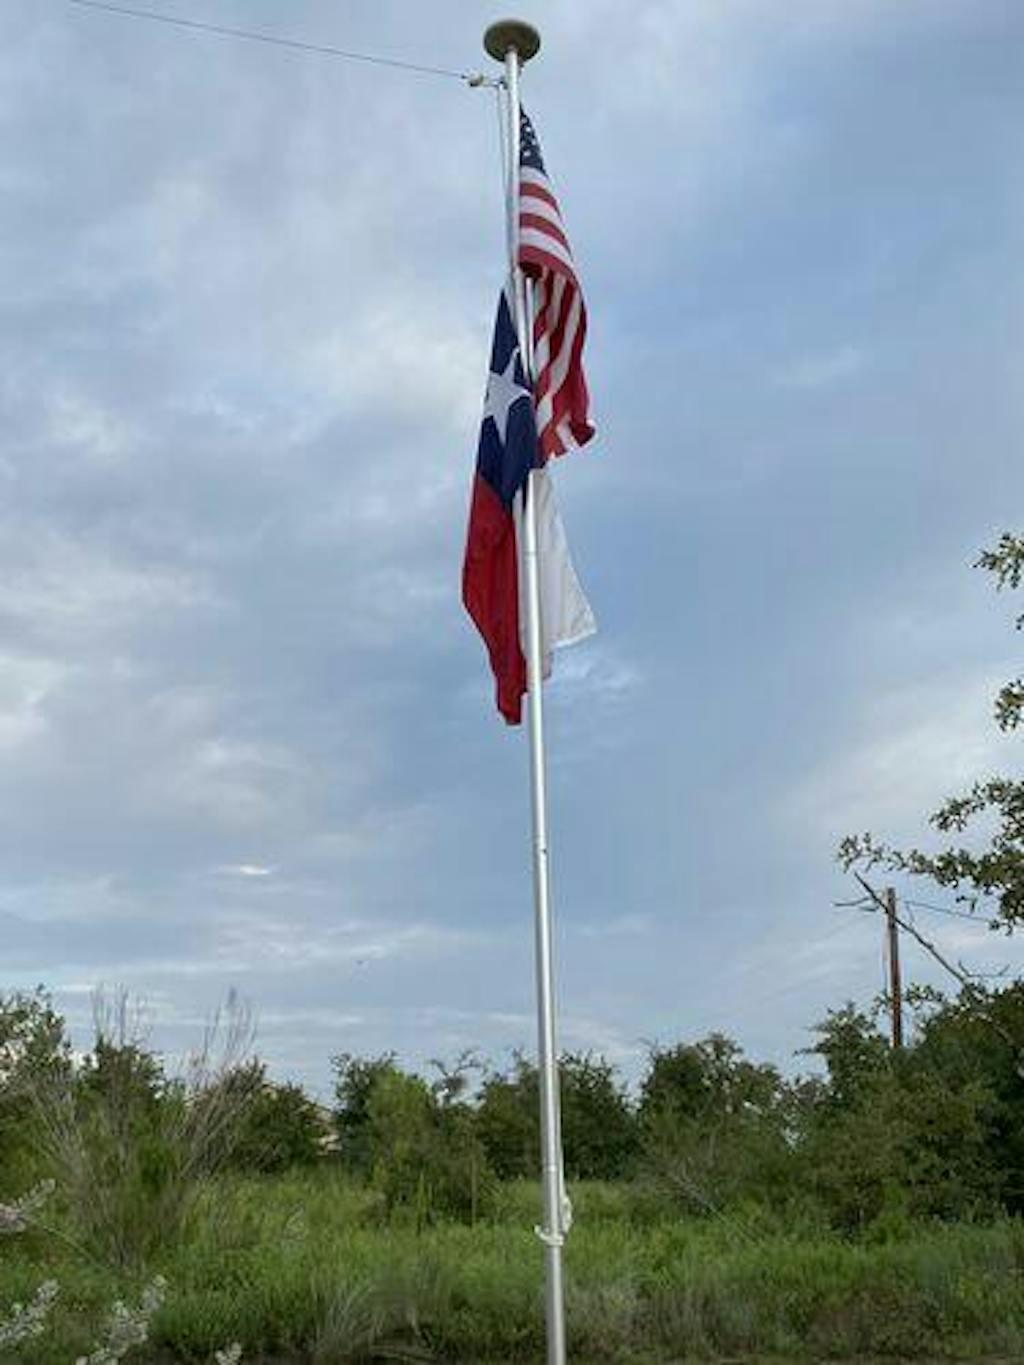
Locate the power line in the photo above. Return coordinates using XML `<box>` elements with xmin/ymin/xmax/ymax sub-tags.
<box><xmin>854</xmin><ymin>874</ymin><xmax>973</xmax><ymax>988</ymax></box>
<box><xmin>63</xmin><ymin>0</ymin><xmax>482</xmax><ymax>83</ymax></box>
<box><xmin>903</xmin><ymin>896</ymin><xmax>996</xmax><ymax>927</ymax></box>
<box><xmin>697</xmin><ymin>915</ymin><xmax>867</xmax><ymax>1027</ymax></box>
<box><xmin>837</xmin><ymin>888</ymin><xmax>997</xmax><ymax>930</ymax></box>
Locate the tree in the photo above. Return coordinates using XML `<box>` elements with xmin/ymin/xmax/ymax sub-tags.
<box><xmin>477</xmin><ymin>1051</ymin><xmax>638</xmax><ymax>1182</ymax></box>
<box><xmin>365</xmin><ymin>1067</ymin><xmax>438</xmax><ymax>1219</ymax></box>
<box><xmin>911</xmin><ymin>982</ymin><xmax>1024</xmax><ymax>1213</ymax></box>
<box><xmin>840</xmin><ymin>533</ymin><xmax>1024</xmax><ymax>927</ymax></box>
<box><xmin>0</xmin><ymin>989</ymin><xmax>69</xmax><ymax>1091</ymax></box>
<box><xmin>332</xmin><ymin>1051</ymin><xmax>493</xmax><ymax>1221</ymax></box>
<box><xmin>801</xmin><ymin>998</ymin><xmax>1005</xmax><ymax>1228</ymax></box>
<box><xmin>559</xmin><ymin>1052</ymin><xmax>638</xmax><ymax>1181</ymax></box>
<box><xmin>331</xmin><ymin>1051</ymin><xmax>402</xmax><ymax>1174</ymax></box>
<box><xmin>803</xmin><ymin>1003</ymin><xmax>889</xmax><ymax>1117</ymax></box>
<box><xmin>476</xmin><ymin>1052</ymin><xmax>538</xmax><ymax>1180</ymax></box>
<box><xmin>637</xmin><ymin>1034</ymin><xmax>793</xmax><ymax>1213</ymax></box>
<box><xmin>428</xmin><ymin>1049</ymin><xmax>483</xmax><ymax>1109</ymax></box>
<box><xmin>0</xmin><ymin>989</ymin><xmax>70</xmax><ymax>1190</ymax></box>
<box><xmin>639</xmin><ymin>1034</ymin><xmax>785</xmax><ymax>1125</ymax></box>
<box><xmin>218</xmin><ymin>1061</ymin><xmax>325</xmax><ymax>1173</ymax></box>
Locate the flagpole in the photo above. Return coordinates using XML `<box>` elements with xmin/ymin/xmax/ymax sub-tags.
<box><xmin>484</xmin><ymin>20</ymin><xmax>568</xmax><ymax>1365</ymax></box>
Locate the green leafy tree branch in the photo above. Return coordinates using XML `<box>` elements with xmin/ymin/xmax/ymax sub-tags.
<box><xmin>840</xmin><ymin>533</ymin><xmax>1024</xmax><ymax>928</ymax></box>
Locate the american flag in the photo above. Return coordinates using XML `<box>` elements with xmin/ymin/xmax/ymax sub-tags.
<box><xmin>518</xmin><ymin>109</ymin><xmax>595</xmax><ymax>460</ymax></box>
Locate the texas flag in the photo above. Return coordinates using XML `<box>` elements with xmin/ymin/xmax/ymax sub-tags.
<box><xmin>462</xmin><ymin>287</ymin><xmax>595</xmax><ymax>724</ymax></box>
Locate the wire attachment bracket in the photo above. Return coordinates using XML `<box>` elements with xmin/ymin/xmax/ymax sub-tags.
<box><xmin>534</xmin><ymin>1223</ymin><xmax>565</xmax><ymax>1249</ymax></box>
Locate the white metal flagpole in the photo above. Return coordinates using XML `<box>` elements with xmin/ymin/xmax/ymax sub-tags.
<box><xmin>483</xmin><ymin>19</ymin><xmax>569</xmax><ymax>1365</ymax></box>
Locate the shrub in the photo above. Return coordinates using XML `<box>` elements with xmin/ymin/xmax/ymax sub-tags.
<box><xmin>367</xmin><ymin>1070</ymin><xmax>492</xmax><ymax>1224</ymax></box>
<box><xmin>29</xmin><ymin>990</ymin><xmax>262</xmax><ymax>1268</ymax></box>
<box><xmin>217</xmin><ymin>1063</ymin><xmax>325</xmax><ymax>1174</ymax></box>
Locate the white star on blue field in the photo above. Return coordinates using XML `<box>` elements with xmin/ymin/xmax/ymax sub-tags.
<box><xmin>2</xmin><ymin>0</ymin><xmax>1022</xmax><ymax>1095</ymax></box>
<box><xmin>482</xmin><ymin>350</ymin><xmax>532</xmax><ymax>449</ymax></box>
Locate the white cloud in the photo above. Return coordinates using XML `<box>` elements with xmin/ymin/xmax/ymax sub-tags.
<box><xmin>549</xmin><ymin>646</ymin><xmax>642</xmax><ymax>704</ymax></box>
<box><xmin>142</xmin><ymin>731</ymin><xmax>312</xmax><ymax>833</ymax></box>
<box><xmin>0</xmin><ymin>528</ymin><xmax>218</xmax><ymax>640</ymax></box>
<box><xmin>50</xmin><ymin>914</ymin><xmax>503</xmax><ymax>985</ymax></box>
<box><xmin>785</xmin><ymin>666</ymin><xmax>1013</xmax><ymax>848</ymax></box>
<box><xmin>382</xmin><ymin>1004</ymin><xmax>644</xmax><ymax>1068</ymax></box>
<box><xmin>771</xmin><ymin>345</ymin><xmax>865</xmax><ymax>390</ymax></box>
<box><xmin>0</xmin><ymin>874</ymin><xmax>128</xmax><ymax>925</ymax></box>
<box><xmin>46</xmin><ymin>389</ymin><xmax>139</xmax><ymax>463</ymax></box>
<box><xmin>0</xmin><ymin>653</ymin><xmax>67</xmax><ymax>751</ymax></box>
<box><xmin>299</xmin><ymin>295</ymin><xmax>484</xmax><ymax>435</ymax></box>
<box><xmin>577</xmin><ymin>913</ymin><xmax>655</xmax><ymax>939</ymax></box>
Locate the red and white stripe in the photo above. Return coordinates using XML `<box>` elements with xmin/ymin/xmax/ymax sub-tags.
<box><xmin>518</xmin><ymin>165</ymin><xmax>594</xmax><ymax>460</ymax></box>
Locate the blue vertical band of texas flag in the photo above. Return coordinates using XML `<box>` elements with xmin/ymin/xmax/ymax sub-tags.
<box><xmin>462</xmin><ymin>287</ymin><xmax>541</xmax><ymax>724</ymax></box>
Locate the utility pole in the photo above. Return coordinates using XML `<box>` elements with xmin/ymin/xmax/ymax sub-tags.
<box><xmin>884</xmin><ymin>886</ymin><xmax>903</xmax><ymax>1049</ymax></box>
<box><xmin>846</xmin><ymin>871</ymin><xmax>1022</xmax><ymax>1073</ymax></box>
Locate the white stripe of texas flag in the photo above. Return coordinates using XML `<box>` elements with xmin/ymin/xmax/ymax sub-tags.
<box><xmin>514</xmin><ymin>468</ymin><xmax>596</xmax><ymax>679</ymax></box>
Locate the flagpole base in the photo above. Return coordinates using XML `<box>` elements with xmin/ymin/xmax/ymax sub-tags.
<box><xmin>484</xmin><ymin>19</ymin><xmax>541</xmax><ymax>64</ymax></box>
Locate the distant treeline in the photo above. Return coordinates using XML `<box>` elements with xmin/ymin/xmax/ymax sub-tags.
<box><xmin>2</xmin><ymin>981</ymin><xmax>1023</xmax><ymax>1259</ymax></box>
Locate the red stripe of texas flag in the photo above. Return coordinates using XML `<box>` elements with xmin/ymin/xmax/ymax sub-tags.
<box><xmin>462</xmin><ymin>473</ymin><xmax>526</xmax><ymax>724</ymax></box>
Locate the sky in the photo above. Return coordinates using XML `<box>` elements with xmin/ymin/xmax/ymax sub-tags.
<box><xmin>2</xmin><ymin>0</ymin><xmax>1022</xmax><ymax>1099</ymax></box>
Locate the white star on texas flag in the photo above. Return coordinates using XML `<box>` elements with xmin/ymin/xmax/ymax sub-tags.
<box><xmin>481</xmin><ymin>349</ymin><xmax>532</xmax><ymax>447</ymax></box>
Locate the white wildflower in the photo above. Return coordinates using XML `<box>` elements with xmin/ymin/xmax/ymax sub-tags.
<box><xmin>214</xmin><ymin>1345</ymin><xmax>242</xmax><ymax>1365</ymax></box>
<box><xmin>0</xmin><ymin>1279</ymin><xmax>59</xmax><ymax>1346</ymax></box>
<box><xmin>75</xmin><ymin>1275</ymin><xmax>167</xmax><ymax>1365</ymax></box>
<box><xmin>0</xmin><ymin>1178</ymin><xmax>56</xmax><ymax>1235</ymax></box>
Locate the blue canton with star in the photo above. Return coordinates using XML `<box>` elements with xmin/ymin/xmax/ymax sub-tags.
<box><xmin>519</xmin><ymin>109</ymin><xmax>546</xmax><ymax>173</ymax></box>
<box><xmin>476</xmin><ymin>290</ymin><xmax>540</xmax><ymax>510</ymax></box>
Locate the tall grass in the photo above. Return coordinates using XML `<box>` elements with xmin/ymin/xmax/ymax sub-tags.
<box><xmin>7</xmin><ymin>1169</ymin><xmax>1024</xmax><ymax>1362</ymax></box>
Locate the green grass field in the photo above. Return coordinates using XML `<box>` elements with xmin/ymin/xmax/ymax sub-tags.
<box><xmin>6</xmin><ymin>1170</ymin><xmax>1024</xmax><ymax>1362</ymax></box>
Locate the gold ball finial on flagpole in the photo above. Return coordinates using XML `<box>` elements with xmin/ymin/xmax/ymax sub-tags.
<box><xmin>483</xmin><ymin>19</ymin><xmax>541</xmax><ymax>63</ymax></box>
